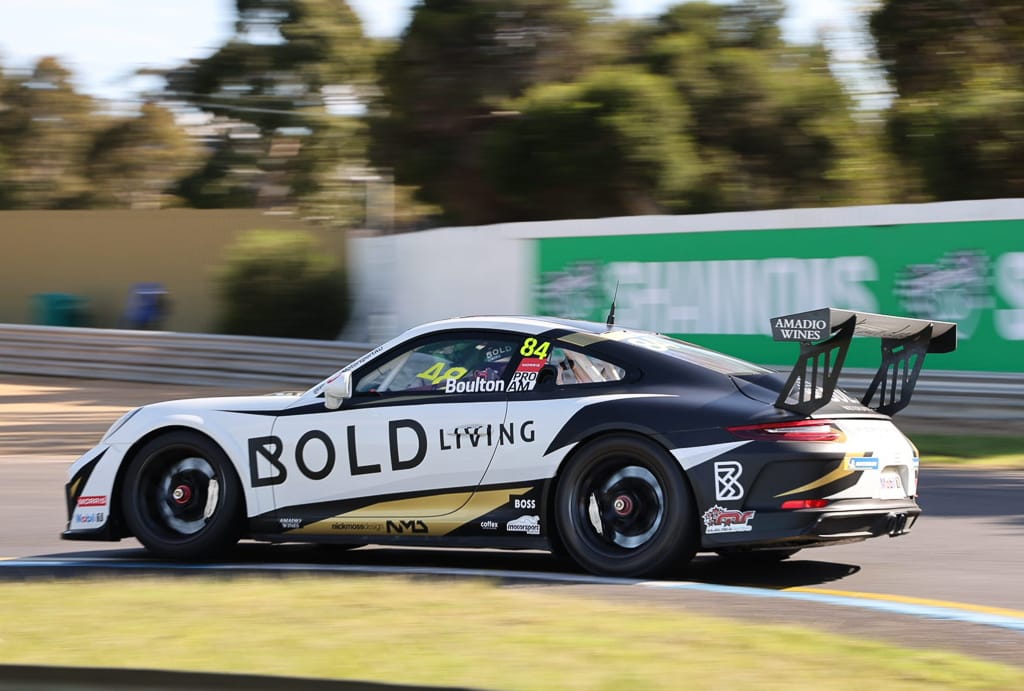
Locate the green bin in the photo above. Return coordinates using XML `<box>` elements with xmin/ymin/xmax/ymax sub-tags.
<box><xmin>33</xmin><ymin>293</ymin><xmax>87</xmax><ymax>326</ymax></box>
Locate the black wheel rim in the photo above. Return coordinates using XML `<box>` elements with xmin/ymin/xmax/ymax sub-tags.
<box><xmin>574</xmin><ymin>458</ymin><xmax>665</xmax><ymax>553</ymax></box>
<box><xmin>135</xmin><ymin>447</ymin><xmax>221</xmax><ymax>539</ymax></box>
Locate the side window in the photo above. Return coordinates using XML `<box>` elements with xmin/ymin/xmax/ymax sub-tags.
<box><xmin>549</xmin><ymin>347</ymin><xmax>625</xmax><ymax>386</ymax></box>
<box><xmin>355</xmin><ymin>336</ymin><xmax>518</xmax><ymax>394</ymax></box>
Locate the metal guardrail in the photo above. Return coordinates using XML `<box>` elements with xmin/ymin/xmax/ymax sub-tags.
<box><xmin>0</xmin><ymin>324</ymin><xmax>1021</xmax><ymax>420</ymax></box>
<box><xmin>0</xmin><ymin>324</ymin><xmax>369</xmax><ymax>389</ymax></box>
<box><xmin>835</xmin><ymin>369</ymin><xmax>1024</xmax><ymax>421</ymax></box>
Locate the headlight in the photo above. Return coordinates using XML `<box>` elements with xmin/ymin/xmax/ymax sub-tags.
<box><xmin>102</xmin><ymin>407</ymin><xmax>142</xmax><ymax>441</ymax></box>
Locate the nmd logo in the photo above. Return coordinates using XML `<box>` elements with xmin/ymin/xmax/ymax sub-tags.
<box><xmin>714</xmin><ymin>461</ymin><xmax>744</xmax><ymax>501</ymax></box>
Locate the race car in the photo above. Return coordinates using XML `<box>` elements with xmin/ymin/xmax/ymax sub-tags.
<box><xmin>63</xmin><ymin>308</ymin><xmax>956</xmax><ymax>578</ymax></box>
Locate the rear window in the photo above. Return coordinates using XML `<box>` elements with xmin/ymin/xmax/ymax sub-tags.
<box><xmin>605</xmin><ymin>331</ymin><xmax>769</xmax><ymax>375</ymax></box>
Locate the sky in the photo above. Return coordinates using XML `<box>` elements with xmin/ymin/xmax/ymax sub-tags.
<box><xmin>0</xmin><ymin>0</ymin><xmax>863</xmax><ymax>104</ymax></box>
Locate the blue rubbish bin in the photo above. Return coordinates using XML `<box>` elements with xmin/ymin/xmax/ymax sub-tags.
<box><xmin>33</xmin><ymin>293</ymin><xmax>87</xmax><ymax>326</ymax></box>
<box><xmin>123</xmin><ymin>282</ymin><xmax>169</xmax><ymax>330</ymax></box>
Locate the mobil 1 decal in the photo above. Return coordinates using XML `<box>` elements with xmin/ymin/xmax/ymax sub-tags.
<box><xmin>508</xmin><ymin>337</ymin><xmax>552</xmax><ymax>393</ymax></box>
<box><xmin>248</xmin><ymin>417</ymin><xmax>537</xmax><ymax>488</ymax></box>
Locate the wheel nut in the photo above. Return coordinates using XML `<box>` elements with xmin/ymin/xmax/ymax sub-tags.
<box><xmin>172</xmin><ymin>485</ymin><xmax>192</xmax><ymax>504</ymax></box>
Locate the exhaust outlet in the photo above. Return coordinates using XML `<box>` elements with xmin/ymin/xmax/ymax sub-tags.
<box><xmin>888</xmin><ymin>512</ymin><xmax>908</xmax><ymax>536</ymax></box>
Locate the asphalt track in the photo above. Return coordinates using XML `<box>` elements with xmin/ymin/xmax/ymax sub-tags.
<box><xmin>2</xmin><ymin>375</ymin><xmax>1023</xmax><ymax>668</ymax></box>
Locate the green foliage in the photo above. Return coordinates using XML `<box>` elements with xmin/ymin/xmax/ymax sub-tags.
<box><xmin>636</xmin><ymin>2</ymin><xmax>870</xmax><ymax>212</ymax></box>
<box><xmin>484</xmin><ymin>67</ymin><xmax>698</xmax><ymax>219</ymax></box>
<box><xmin>85</xmin><ymin>102</ymin><xmax>203</xmax><ymax>208</ymax></box>
<box><xmin>165</xmin><ymin>0</ymin><xmax>375</xmax><ymax>223</ymax></box>
<box><xmin>216</xmin><ymin>229</ymin><xmax>348</xmax><ymax>340</ymax></box>
<box><xmin>0</xmin><ymin>57</ymin><xmax>98</xmax><ymax>209</ymax></box>
<box><xmin>872</xmin><ymin>0</ymin><xmax>1024</xmax><ymax>200</ymax></box>
<box><xmin>371</xmin><ymin>0</ymin><xmax>609</xmax><ymax>225</ymax></box>
<box><xmin>9</xmin><ymin>1</ymin><xmax>1024</xmax><ymax>221</ymax></box>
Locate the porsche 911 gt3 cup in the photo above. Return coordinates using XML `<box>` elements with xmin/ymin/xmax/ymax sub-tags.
<box><xmin>64</xmin><ymin>308</ymin><xmax>956</xmax><ymax>577</ymax></box>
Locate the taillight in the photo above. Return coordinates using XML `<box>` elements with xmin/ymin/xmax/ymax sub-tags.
<box><xmin>727</xmin><ymin>419</ymin><xmax>846</xmax><ymax>443</ymax></box>
<box><xmin>781</xmin><ymin>499</ymin><xmax>830</xmax><ymax>510</ymax></box>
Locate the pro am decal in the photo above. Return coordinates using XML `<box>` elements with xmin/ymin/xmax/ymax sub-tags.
<box><xmin>702</xmin><ymin>505</ymin><xmax>755</xmax><ymax>534</ymax></box>
<box><xmin>507</xmin><ymin>358</ymin><xmax>547</xmax><ymax>392</ymax></box>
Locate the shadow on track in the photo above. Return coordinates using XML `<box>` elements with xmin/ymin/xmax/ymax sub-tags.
<box><xmin>1</xmin><ymin>542</ymin><xmax>860</xmax><ymax>590</ymax></box>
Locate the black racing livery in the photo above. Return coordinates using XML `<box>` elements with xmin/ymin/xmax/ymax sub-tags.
<box><xmin>63</xmin><ymin>309</ymin><xmax>956</xmax><ymax>578</ymax></box>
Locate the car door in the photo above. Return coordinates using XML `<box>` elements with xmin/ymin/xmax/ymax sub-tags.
<box><xmin>484</xmin><ymin>342</ymin><xmax>630</xmax><ymax>490</ymax></box>
<box><xmin>264</xmin><ymin>331</ymin><xmax>521</xmax><ymax>534</ymax></box>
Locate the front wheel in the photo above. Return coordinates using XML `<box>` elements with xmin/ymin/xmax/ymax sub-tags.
<box><xmin>554</xmin><ymin>435</ymin><xmax>698</xmax><ymax>578</ymax></box>
<box><xmin>122</xmin><ymin>431</ymin><xmax>244</xmax><ymax>559</ymax></box>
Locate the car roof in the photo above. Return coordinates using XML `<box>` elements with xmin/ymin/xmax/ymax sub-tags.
<box><xmin>400</xmin><ymin>315</ymin><xmax>612</xmax><ymax>340</ymax></box>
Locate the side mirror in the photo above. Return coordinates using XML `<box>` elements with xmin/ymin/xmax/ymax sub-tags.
<box><xmin>324</xmin><ymin>372</ymin><xmax>353</xmax><ymax>410</ymax></box>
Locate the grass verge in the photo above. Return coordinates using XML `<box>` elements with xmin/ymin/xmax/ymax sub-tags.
<box><xmin>1</xmin><ymin>576</ymin><xmax>1021</xmax><ymax>690</ymax></box>
<box><xmin>913</xmin><ymin>434</ymin><xmax>1024</xmax><ymax>468</ymax></box>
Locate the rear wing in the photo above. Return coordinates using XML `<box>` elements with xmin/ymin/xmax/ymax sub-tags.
<box><xmin>770</xmin><ymin>307</ymin><xmax>957</xmax><ymax>416</ymax></box>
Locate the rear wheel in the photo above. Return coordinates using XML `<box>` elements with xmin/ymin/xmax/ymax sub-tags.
<box><xmin>122</xmin><ymin>431</ymin><xmax>244</xmax><ymax>559</ymax></box>
<box><xmin>554</xmin><ymin>435</ymin><xmax>698</xmax><ymax>578</ymax></box>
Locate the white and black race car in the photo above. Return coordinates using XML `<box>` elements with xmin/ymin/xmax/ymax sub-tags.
<box><xmin>64</xmin><ymin>308</ymin><xmax>956</xmax><ymax>577</ymax></box>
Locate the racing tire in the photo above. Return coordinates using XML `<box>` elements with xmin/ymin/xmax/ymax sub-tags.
<box><xmin>554</xmin><ymin>435</ymin><xmax>699</xmax><ymax>578</ymax></box>
<box><xmin>122</xmin><ymin>431</ymin><xmax>244</xmax><ymax>560</ymax></box>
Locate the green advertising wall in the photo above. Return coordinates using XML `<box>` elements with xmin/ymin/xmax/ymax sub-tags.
<box><xmin>534</xmin><ymin>220</ymin><xmax>1024</xmax><ymax>372</ymax></box>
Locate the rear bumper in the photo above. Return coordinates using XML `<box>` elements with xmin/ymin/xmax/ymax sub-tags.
<box><xmin>701</xmin><ymin>498</ymin><xmax>922</xmax><ymax>550</ymax></box>
<box><xmin>807</xmin><ymin>499</ymin><xmax>921</xmax><ymax>540</ymax></box>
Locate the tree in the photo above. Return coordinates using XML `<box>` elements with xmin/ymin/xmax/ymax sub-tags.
<box><xmin>871</xmin><ymin>0</ymin><xmax>1024</xmax><ymax>200</ymax></box>
<box><xmin>637</xmin><ymin>1</ymin><xmax>873</xmax><ymax>212</ymax></box>
<box><xmin>216</xmin><ymin>229</ymin><xmax>349</xmax><ymax>339</ymax></box>
<box><xmin>164</xmin><ymin>0</ymin><xmax>374</xmax><ymax>223</ymax></box>
<box><xmin>484</xmin><ymin>67</ymin><xmax>699</xmax><ymax>220</ymax></box>
<box><xmin>371</xmin><ymin>0</ymin><xmax>611</xmax><ymax>225</ymax></box>
<box><xmin>84</xmin><ymin>102</ymin><xmax>203</xmax><ymax>208</ymax></box>
<box><xmin>0</xmin><ymin>57</ymin><xmax>98</xmax><ymax>208</ymax></box>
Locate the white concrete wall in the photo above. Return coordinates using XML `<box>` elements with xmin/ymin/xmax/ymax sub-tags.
<box><xmin>343</xmin><ymin>199</ymin><xmax>1024</xmax><ymax>342</ymax></box>
<box><xmin>342</xmin><ymin>225</ymin><xmax>531</xmax><ymax>342</ymax></box>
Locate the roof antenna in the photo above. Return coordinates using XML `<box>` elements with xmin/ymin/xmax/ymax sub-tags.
<box><xmin>605</xmin><ymin>282</ymin><xmax>619</xmax><ymax>329</ymax></box>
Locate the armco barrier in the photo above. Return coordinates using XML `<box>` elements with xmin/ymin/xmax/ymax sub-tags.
<box><xmin>0</xmin><ymin>324</ymin><xmax>1021</xmax><ymax>420</ymax></box>
<box><xmin>0</xmin><ymin>324</ymin><xmax>368</xmax><ymax>389</ymax></box>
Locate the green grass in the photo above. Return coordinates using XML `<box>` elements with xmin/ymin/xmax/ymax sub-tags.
<box><xmin>1</xmin><ymin>576</ymin><xmax>1021</xmax><ymax>689</ymax></box>
<box><xmin>913</xmin><ymin>434</ymin><xmax>1024</xmax><ymax>468</ymax></box>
